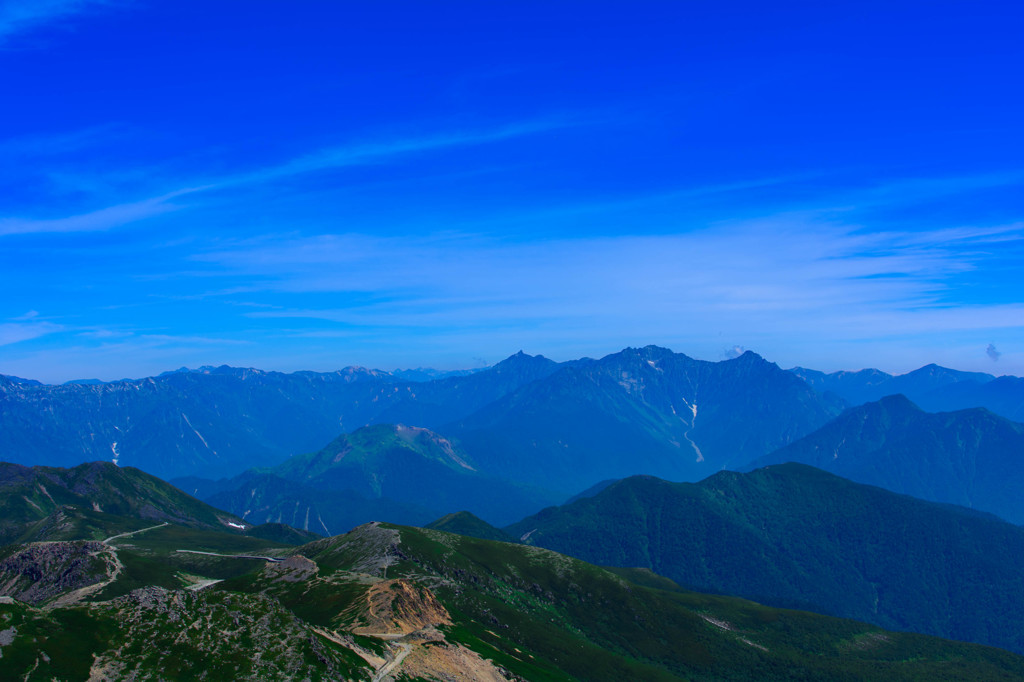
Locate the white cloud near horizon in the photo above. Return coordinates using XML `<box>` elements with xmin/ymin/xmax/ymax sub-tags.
<box><xmin>200</xmin><ymin>219</ymin><xmax>1024</xmax><ymax>343</ymax></box>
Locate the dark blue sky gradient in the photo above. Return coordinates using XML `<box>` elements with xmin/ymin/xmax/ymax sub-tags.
<box><xmin>1</xmin><ymin>1</ymin><xmax>1022</xmax><ymax>381</ymax></box>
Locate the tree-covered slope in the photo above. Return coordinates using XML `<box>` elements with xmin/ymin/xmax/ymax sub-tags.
<box><xmin>0</xmin><ymin>461</ymin><xmax>251</xmax><ymax>544</ymax></box>
<box><xmin>507</xmin><ymin>464</ymin><xmax>1024</xmax><ymax>654</ymax></box>
<box><xmin>5</xmin><ymin>507</ymin><xmax>1024</xmax><ymax>680</ymax></box>
<box><xmin>270</xmin><ymin>522</ymin><xmax>1024</xmax><ymax>681</ymax></box>
<box><xmin>424</xmin><ymin>510</ymin><xmax>516</xmax><ymax>542</ymax></box>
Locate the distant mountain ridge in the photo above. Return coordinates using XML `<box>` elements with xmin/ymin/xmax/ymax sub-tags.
<box><xmin>0</xmin><ymin>352</ymin><xmax>562</xmax><ymax>480</ymax></box>
<box><xmin>748</xmin><ymin>394</ymin><xmax>1024</xmax><ymax>524</ymax></box>
<box><xmin>791</xmin><ymin>363</ymin><xmax>1024</xmax><ymax>421</ymax></box>
<box><xmin>7</xmin><ymin>347</ymin><xmax>1018</xmax><ymax>497</ymax></box>
<box><xmin>1</xmin><ymin>347</ymin><xmax>844</xmax><ymax>494</ymax></box>
<box><xmin>506</xmin><ymin>463</ymin><xmax>1024</xmax><ymax>654</ymax></box>
<box><xmin>449</xmin><ymin>346</ymin><xmax>843</xmax><ymax>493</ymax></box>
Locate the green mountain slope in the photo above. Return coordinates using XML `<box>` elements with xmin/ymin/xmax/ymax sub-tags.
<box><xmin>507</xmin><ymin>463</ymin><xmax>1024</xmax><ymax>654</ymax></box>
<box><xmin>5</xmin><ymin>509</ymin><xmax>1024</xmax><ymax>680</ymax></box>
<box><xmin>749</xmin><ymin>394</ymin><xmax>1024</xmax><ymax>524</ymax></box>
<box><xmin>269</xmin><ymin>522</ymin><xmax>1024</xmax><ymax>681</ymax></box>
<box><xmin>0</xmin><ymin>461</ymin><xmax>251</xmax><ymax>544</ymax></box>
<box><xmin>425</xmin><ymin>510</ymin><xmax>515</xmax><ymax>542</ymax></box>
<box><xmin>192</xmin><ymin>423</ymin><xmax>560</xmax><ymax>531</ymax></box>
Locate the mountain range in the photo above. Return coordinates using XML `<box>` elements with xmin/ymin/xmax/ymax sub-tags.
<box><xmin>2</xmin><ymin>346</ymin><xmax>856</xmax><ymax>524</ymax></box>
<box><xmin>448</xmin><ymin>346</ymin><xmax>842</xmax><ymax>494</ymax></box>
<box><xmin>5</xmin><ymin>346</ymin><xmax>1024</xmax><ymax>678</ymax></box>
<box><xmin>0</xmin><ymin>351</ymin><xmax>561</xmax><ymax>480</ymax></box>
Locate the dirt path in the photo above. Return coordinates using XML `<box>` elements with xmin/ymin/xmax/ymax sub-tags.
<box><xmin>174</xmin><ymin>550</ymin><xmax>282</xmax><ymax>562</ymax></box>
<box><xmin>103</xmin><ymin>522</ymin><xmax>169</xmax><ymax>544</ymax></box>
<box><xmin>370</xmin><ymin>642</ymin><xmax>413</xmax><ymax>682</ymax></box>
<box><xmin>185</xmin><ymin>578</ymin><xmax>223</xmax><ymax>592</ymax></box>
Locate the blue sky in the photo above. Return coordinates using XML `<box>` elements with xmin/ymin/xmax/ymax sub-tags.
<box><xmin>1</xmin><ymin>1</ymin><xmax>1022</xmax><ymax>382</ymax></box>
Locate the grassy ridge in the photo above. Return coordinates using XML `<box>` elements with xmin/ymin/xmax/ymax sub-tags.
<box><xmin>507</xmin><ymin>463</ymin><xmax>1024</xmax><ymax>654</ymax></box>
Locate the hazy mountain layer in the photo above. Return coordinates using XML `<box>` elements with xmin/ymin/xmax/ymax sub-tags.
<box><xmin>0</xmin><ymin>351</ymin><xmax>561</xmax><ymax>480</ymax></box>
<box><xmin>792</xmin><ymin>364</ymin><xmax>1024</xmax><ymax>421</ymax></box>
<box><xmin>200</xmin><ymin>471</ymin><xmax>438</xmax><ymax>537</ymax></box>
<box><xmin>750</xmin><ymin>394</ymin><xmax>1024</xmax><ymax>523</ymax></box>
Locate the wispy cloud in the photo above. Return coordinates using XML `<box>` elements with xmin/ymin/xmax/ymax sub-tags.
<box><xmin>137</xmin><ymin>333</ymin><xmax>251</xmax><ymax>346</ymax></box>
<box><xmin>203</xmin><ymin>219</ymin><xmax>1024</xmax><ymax>340</ymax></box>
<box><xmin>0</xmin><ymin>320</ymin><xmax>63</xmax><ymax>346</ymax></box>
<box><xmin>839</xmin><ymin>172</ymin><xmax>1024</xmax><ymax>211</ymax></box>
<box><xmin>0</xmin><ymin>188</ymin><xmax>198</xmax><ymax>235</ymax></box>
<box><xmin>0</xmin><ymin>0</ymin><xmax>116</xmax><ymax>44</ymax></box>
<box><xmin>215</xmin><ymin>119</ymin><xmax>571</xmax><ymax>190</ymax></box>
<box><xmin>0</xmin><ymin>118</ymin><xmax>571</xmax><ymax>235</ymax></box>
<box><xmin>0</xmin><ymin>124</ymin><xmax>122</xmax><ymax>158</ymax></box>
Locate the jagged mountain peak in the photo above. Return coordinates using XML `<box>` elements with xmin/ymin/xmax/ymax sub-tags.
<box><xmin>490</xmin><ymin>350</ymin><xmax>556</xmax><ymax>372</ymax></box>
<box><xmin>607</xmin><ymin>344</ymin><xmax>681</xmax><ymax>362</ymax></box>
<box><xmin>901</xmin><ymin>363</ymin><xmax>993</xmax><ymax>383</ymax></box>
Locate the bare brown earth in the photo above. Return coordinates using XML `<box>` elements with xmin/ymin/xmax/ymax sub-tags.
<box><xmin>399</xmin><ymin>627</ymin><xmax>515</xmax><ymax>682</ymax></box>
<box><xmin>350</xmin><ymin>578</ymin><xmax>452</xmax><ymax>636</ymax></box>
<box><xmin>263</xmin><ymin>554</ymin><xmax>318</xmax><ymax>582</ymax></box>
